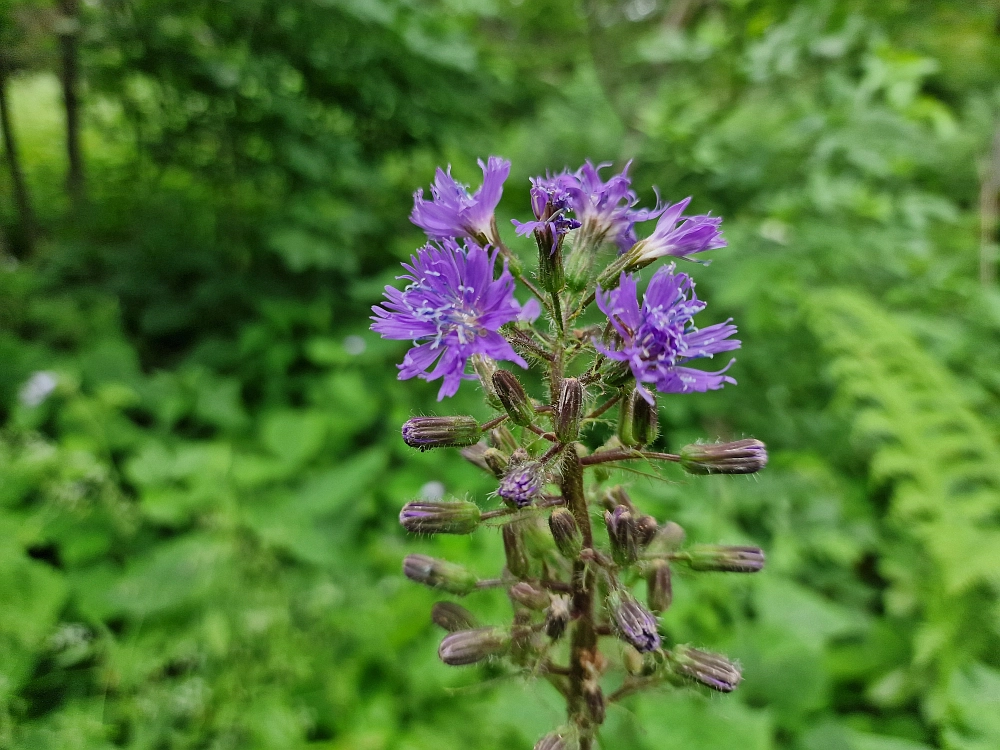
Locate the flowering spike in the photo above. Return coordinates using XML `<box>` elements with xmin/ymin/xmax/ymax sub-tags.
<box><xmin>680</xmin><ymin>439</ymin><xmax>768</xmax><ymax>475</ymax></box>
<box><xmin>402</xmin><ymin>554</ymin><xmax>479</xmax><ymax>596</ymax></box>
<box><xmin>438</xmin><ymin>627</ymin><xmax>510</xmax><ymax>666</ymax></box>
<box><xmin>432</xmin><ymin>602</ymin><xmax>479</xmax><ymax>632</ymax></box>
<box><xmin>399</xmin><ymin>500</ymin><xmax>481</xmax><ymax>535</ymax></box>
<box><xmin>402</xmin><ymin>416</ymin><xmax>482</xmax><ymax>450</ymax></box>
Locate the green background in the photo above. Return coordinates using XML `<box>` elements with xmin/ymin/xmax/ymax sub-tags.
<box><xmin>1</xmin><ymin>1</ymin><xmax>999</xmax><ymax>748</ymax></box>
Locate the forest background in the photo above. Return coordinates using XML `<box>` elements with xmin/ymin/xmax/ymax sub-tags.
<box><xmin>2</xmin><ymin>1</ymin><xmax>1000</xmax><ymax>748</ymax></box>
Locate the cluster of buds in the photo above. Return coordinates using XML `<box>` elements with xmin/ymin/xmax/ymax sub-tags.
<box><xmin>373</xmin><ymin>157</ymin><xmax>768</xmax><ymax>749</ymax></box>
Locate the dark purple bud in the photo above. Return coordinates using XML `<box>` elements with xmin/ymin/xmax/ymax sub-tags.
<box><xmin>634</xmin><ymin>514</ymin><xmax>659</xmax><ymax>548</ymax></box>
<box><xmin>482</xmin><ymin>448</ymin><xmax>510</xmax><ymax>478</ymax></box>
<box><xmin>607</xmin><ymin>590</ymin><xmax>661</xmax><ymax>653</ymax></box>
<box><xmin>583</xmin><ymin>680</ymin><xmax>605</xmax><ymax>724</ymax></box>
<box><xmin>646</xmin><ymin>560</ymin><xmax>672</xmax><ymax>613</ymax></box>
<box><xmin>499</xmin><ymin>460</ymin><xmax>545</xmax><ymax>508</ymax></box>
<box><xmin>438</xmin><ymin>627</ymin><xmax>510</xmax><ymax>666</ymax></box>
<box><xmin>544</xmin><ymin>595</ymin><xmax>571</xmax><ymax>640</ymax></box>
<box><xmin>684</xmin><ymin>545</ymin><xmax>765</xmax><ymax>573</ymax></box>
<box><xmin>502</xmin><ymin>523</ymin><xmax>531</xmax><ymax>579</ymax></box>
<box><xmin>399</xmin><ymin>500</ymin><xmax>480</xmax><ymax>535</ymax></box>
<box><xmin>431</xmin><ymin>601</ymin><xmax>479</xmax><ymax>632</ymax></box>
<box><xmin>605</xmin><ymin>506</ymin><xmax>638</xmax><ymax>566</ymax></box>
<box><xmin>403</xmin><ymin>554</ymin><xmax>478</xmax><ymax>596</ymax></box>
<box><xmin>668</xmin><ymin>645</ymin><xmax>742</xmax><ymax>693</ymax></box>
<box><xmin>509</xmin><ymin>582</ymin><xmax>550</xmax><ymax>610</ymax></box>
<box><xmin>534</xmin><ymin>730</ymin><xmax>579</xmax><ymax>750</ymax></box>
<box><xmin>402</xmin><ymin>416</ymin><xmax>482</xmax><ymax>451</ymax></box>
<box><xmin>617</xmin><ymin>387</ymin><xmax>658</xmax><ymax>447</ymax></box>
<box><xmin>679</xmin><ymin>439</ymin><xmax>768</xmax><ymax>475</ymax></box>
<box><xmin>555</xmin><ymin>378</ymin><xmax>583</xmax><ymax>442</ymax></box>
<box><xmin>492</xmin><ymin>370</ymin><xmax>534</xmax><ymax>427</ymax></box>
<box><xmin>548</xmin><ymin>508</ymin><xmax>583</xmax><ymax>559</ymax></box>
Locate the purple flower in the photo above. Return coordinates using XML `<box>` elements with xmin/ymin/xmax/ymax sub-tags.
<box><xmin>371</xmin><ymin>240</ymin><xmax>531</xmax><ymax>400</ymax></box>
<box><xmin>552</xmin><ymin>161</ymin><xmax>640</xmax><ymax>249</ymax></box>
<box><xmin>626</xmin><ymin>197</ymin><xmax>726</xmax><ymax>262</ymax></box>
<box><xmin>608</xmin><ymin>590</ymin><xmax>661</xmax><ymax>653</ymax></box>
<box><xmin>511</xmin><ymin>181</ymin><xmax>581</xmax><ymax>246</ymax></box>
<box><xmin>498</xmin><ymin>460</ymin><xmax>544</xmax><ymax>508</ymax></box>
<box><xmin>410</xmin><ymin>156</ymin><xmax>511</xmax><ymax>241</ymax></box>
<box><xmin>596</xmin><ymin>264</ymin><xmax>740</xmax><ymax>402</ymax></box>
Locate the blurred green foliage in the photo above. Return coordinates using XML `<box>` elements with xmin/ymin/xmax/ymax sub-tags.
<box><xmin>1</xmin><ymin>0</ymin><xmax>1000</xmax><ymax>748</ymax></box>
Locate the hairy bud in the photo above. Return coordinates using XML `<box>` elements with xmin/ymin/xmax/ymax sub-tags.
<box><xmin>438</xmin><ymin>627</ymin><xmax>510</xmax><ymax>666</ymax></box>
<box><xmin>471</xmin><ymin>354</ymin><xmax>503</xmax><ymax>410</ymax></box>
<box><xmin>548</xmin><ymin>508</ymin><xmax>582</xmax><ymax>559</ymax></box>
<box><xmin>602</xmin><ymin>360</ymin><xmax>633</xmax><ymax>388</ymax></box>
<box><xmin>503</xmin><ymin>523</ymin><xmax>531</xmax><ymax>579</ymax></box>
<box><xmin>499</xmin><ymin>459</ymin><xmax>544</xmax><ymax>508</ymax></box>
<box><xmin>683</xmin><ymin>544</ymin><xmax>765</xmax><ymax>573</ymax></box>
<box><xmin>399</xmin><ymin>500</ymin><xmax>480</xmax><ymax>535</ymax></box>
<box><xmin>679</xmin><ymin>439</ymin><xmax>768</xmax><ymax>475</ymax></box>
<box><xmin>646</xmin><ymin>560</ymin><xmax>673</xmax><ymax>613</ymax></box>
<box><xmin>555</xmin><ymin>378</ymin><xmax>583</xmax><ymax>442</ymax></box>
<box><xmin>544</xmin><ymin>595</ymin><xmax>571</xmax><ymax>640</ymax></box>
<box><xmin>607</xmin><ymin>590</ymin><xmax>661</xmax><ymax>653</ymax></box>
<box><xmin>605</xmin><ymin>506</ymin><xmax>638</xmax><ymax>566</ymax></box>
<box><xmin>482</xmin><ymin>448</ymin><xmax>510</xmax><ymax>478</ymax></box>
<box><xmin>493</xmin><ymin>370</ymin><xmax>535</xmax><ymax>427</ymax></box>
<box><xmin>668</xmin><ymin>645</ymin><xmax>742</xmax><ymax>693</ymax></box>
<box><xmin>402</xmin><ymin>416</ymin><xmax>482</xmax><ymax>451</ymax></box>
<box><xmin>403</xmin><ymin>554</ymin><xmax>478</xmax><ymax>596</ymax></box>
<box><xmin>509</xmin><ymin>582</ymin><xmax>550</xmax><ymax>610</ymax></box>
<box><xmin>634</xmin><ymin>514</ymin><xmax>659</xmax><ymax>548</ymax></box>
<box><xmin>649</xmin><ymin>521</ymin><xmax>686</xmax><ymax>553</ymax></box>
<box><xmin>431</xmin><ymin>601</ymin><xmax>478</xmax><ymax>632</ymax></box>
<box><xmin>617</xmin><ymin>388</ymin><xmax>658</xmax><ymax>447</ymax></box>
<box><xmin>535</xmin><ymin>730</ymin><xmax>579</xmax><ymax>750</ymax></box>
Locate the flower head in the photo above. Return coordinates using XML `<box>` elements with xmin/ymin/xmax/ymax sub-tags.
<box><xmin>411</xmin><ymin>156</ymin><xmax>511</xmax><ymax>241</ymax></box>
<box><xmin>512</xmin><ymin>180</ymin><xmax>581</xmax><ymax>246</ymax></box>
<box><xmin>596</xmin><ymin>264</ymin><xmax>740</xmax><ymax>402</ymax></box>
<box><xmin>626</xmin><ymin>197</ymin><xmax>726</xmax><ymax>263</ymax></box>
<box><xmin>541</xmin><ymin>161</ymin><xmax>639</xmax><ymax>249</ymax></box>
<box><xmin>371</xmin><ymin>240</ymin><xmax>530</xmax><ymax>400</ymax></box>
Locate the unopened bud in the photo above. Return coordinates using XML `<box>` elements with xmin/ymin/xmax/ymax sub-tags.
<box><xmin>499</xmin><ymin>459</ymin><xmax>545</xmax><ymax>508</ymax></box>
<box><xmin>646</xmin><ymin>560</ymin><xmax>673</xmax><ymax>613</ymax></box>
<box><xmin>483</xmin><ymin>448</ymin><xmax>510</xmax><ymax>479</ymax></box>
<box><xmin>492</xmin><ymin>370</ymin><xmax>534</xmax><ymax>427</ymax></box>
<box><xmin>607</xmin><ymin>589</ymin><xmax>661</xmax><ymax>653</ymax></box>
<box><xmin>489</xmin><ymin>425</ymin><xmax>519</xmax><ymax>454</ymax></box>
<box><xmin>605</xmin><ymin>506</ymin><xmax>638</xmax><ymax>566</ymax></box>
<box><xmin>668</xmin><ymin>645</ymin><xmax>742</xmax><ymax>692</ymax></box>
<box><xmin>679</xmin><ymin>439</ymin><xmax>768</xmax><ymax>475</ymax></box>
<box><xmin>537</xmin><ymin>238</ymin><xmax>565</xmax><ymax>295</ymax></box>
<box><xmin>399</xmin><ymin>500</ymin><xmax>481</xmax><ymax>535</ymax></box>
<box><xmin>617</xmin><ymin>388</ymin><xmax>658</xmax><ymax>447</ymax></box>
<box><xmin>548</xmin><ymin>508</ymin><xmax>583</xmax><ymax>559</ymax></box>
<box><xmin>403</xmin><ymin>554</ymin><xmax>478</xmax><ymax>596</ymax></box>
<box><xmin>502</xmin><ymin>523</ymin><xmax>531</xmax><ymax>579</ymax></box>
<box><xmin>509</xmin><ymin>582</ymin><xmax>550</xmax><ymax>610</ymax></box>
<box><xmin>431</xmin><ymin>601</ymin><xmax>479</xmax><ymax>632</ymax></box>
<box><xmin>471</xmin><ymin>354</ymin><xmax>503</xmax><ymax>410</ymax></box>
<box><xmin>683</xmin><ymin>544</ymin><xmax>765</xmax><ymax>573</ymax></box>
<box><xmin>544</xmin><ymin>595</ymin><xmax>571</xmax><ymax>640</ymax></box>
<box><xmin>603</xmin><ymin>485</ymin><xmax>636</xmax><ymax>512</ymax></box>
<box><xmin>634</xmin><ymin>514</ymin><xmax>659</xmax><ymax>547</ymax></box>
<box><xmin>649</xmin><ymin>521</ymin><xmax>686</xmax><ymax>553</ymax></box>
<box><xmin>555</xmin><ymin>378</ymin><xmax>583</xmax><ymax>442</ymax></box>
<box><xmin>583</xmin><ymin>680</ymin><xmax>605</xmax><ymax>724</ymax></box>
<box><xmin>602</xmin><ymin>360</ymin><xmax>632</xmax><ymax>388</ymax></box>
<box><xmin>535</xmin><ymin>730</ymin><xmax>579</xmax><ymax>750</ymax></box>
<box><xmin>402</xmin><ymin>416</ymin><xmax>482</xmax><ymax>451</ymax></box>
<box><xmin>438</xmin><ymin>627</ymin><xmax>510</xmax><ymax>666</ymax></box>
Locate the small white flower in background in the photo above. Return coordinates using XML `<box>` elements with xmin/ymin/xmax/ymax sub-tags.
<box><xmin>343</xmin><ymin>335</ymin><xmax>366</xmax><ymax>355</ymax></box>
<box><xmin>19</xmin><ymin>371</ymin><xmax>58</xmax><ymax>408</ymax></box>
<box><xmin>419</xmin><ymin>480</ymin><xmax>446</xmax><ymax>501</ymax></box>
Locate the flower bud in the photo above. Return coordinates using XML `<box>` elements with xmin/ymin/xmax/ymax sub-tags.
<box><xmin>403</xmin><ymin>554</ymin><xmax>478</xmax><ymax>596</ymax></box>
<box><xmin>607</xmin><ymin>589</ymin><xmax>661</xmax><ymax>653</ymax></box>
<box><xmin>492</xmin><ymin>370</ymin><xmax>534</xmax><ymax>427</ymax></box>
<box><xmin>548</xmin><ymin>508</ymin><xmax>583</xmax><ymax>559</ymax></box>
<box><xmin>605</xmin><ymin>506</ymin><xmax>638</xmax><ymax>566</ymax></box>
<box><xmin>555</xmin><ymin>378</ymin><xmax>583</xmax><ymax>442</ymax></box>
<box><xmin>679</xmin><ymin>439</ymin><xmax>768</xmax><ymax>475</ymax></box>
<box><xmin>481</xmin><ymin>448</ymin><xmax>510</xmax><ymax>478</ymax></box>
<box><xmin>535</xmin><ymin>730</ymin><xmax>579</xmax><ymax>750</ymax></box>
<box><xmin>503</xmin><ymin>523</ymin><xmax>531</xmax><ymax>579</ymax></box>
<box><xmin>634</xmin><ymin>514</ymin><xmax>659</xmax><ymax>548</ymax></box>
<box><xmin>583</xmin><ymin>680</ymin><xmax>605</xmax><ymax>724</ymax></box>
<box><xmin>537</xmin><ymin>237</ymin><xmax>565</xmax><ymax>294</ymax></box>
<box><xmin>544</xmin><ymin>595</ymin><xmax>571</xmax><ymax>640</ymax></box>
<box><xmin>499</xmin><ymin>460</ymin><xmax>544</xmax><ymax>508</ymax></box>
<box><xmin>602</xmin><ymin>360</ymin><xmax>632</xmax><ymax>388</ymax></box>
<box><xmin>603</xmin><ymin>484</ymin><xmax>636</xmax><ymax>512</ymax></box>
<box><xmin>509</xmin><ymin>582</ymin><xmax>550</xmax><ymax>610</ymax></box>
<box><xmin>617</xmin><ymin>388</ymin><xmax>658</xmax><ymax>447</ymax></box>
<box><xmin>431</xmin><ymin>601</ymin><xmax>479</xmax><ymax>632</ymax></box>
<box><xmin>399</xmin><ymin>500</ymin><xmax>481</xmax><ymax>535</ymax></box>
<box><xmin>668</xmin><ymin>645</ymin><xmax>742</xmax><ymax>692</ymax></box>
<box><xmin>489</xmin><ymin>425</ymin><xmax>518</xmax><ymax>454</ymax></box>
<box><xmin>646</xmin><ymin>560</ymin><xmax>673</xmax><ymax>613</ymax></box>
<box><xmin>648</xmin><ymin>521</ymin><xmax>686</xmax><ymax>553</ymax></box>
<box><xmin>402</xmin><ymin>416</ymin><xmax>482</xmax><ymax>451</ymax></box>
<box><xmin>471</xmin><ymin>354</ymin><xmax>503</xmax><ymax>410</ymax></box>
<box><xmin>438</xmin><ymin>627</ymin><xmax>510</xmax><ymax>666</ymax></box>
<box><xmin>683</xmin><ymin>545</ymin><xmax>765</xmax><ymax>573</ymax></box>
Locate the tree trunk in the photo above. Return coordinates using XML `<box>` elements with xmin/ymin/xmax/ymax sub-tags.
<box><xmin>0</xmin><ymin>67</ymin><xmax>35</xmax><ymax>257</ymax></box>
<box><xmin>58</xmin><ymin>0</ymin><xmax>84</xmax><ymax>204</ymax></box>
